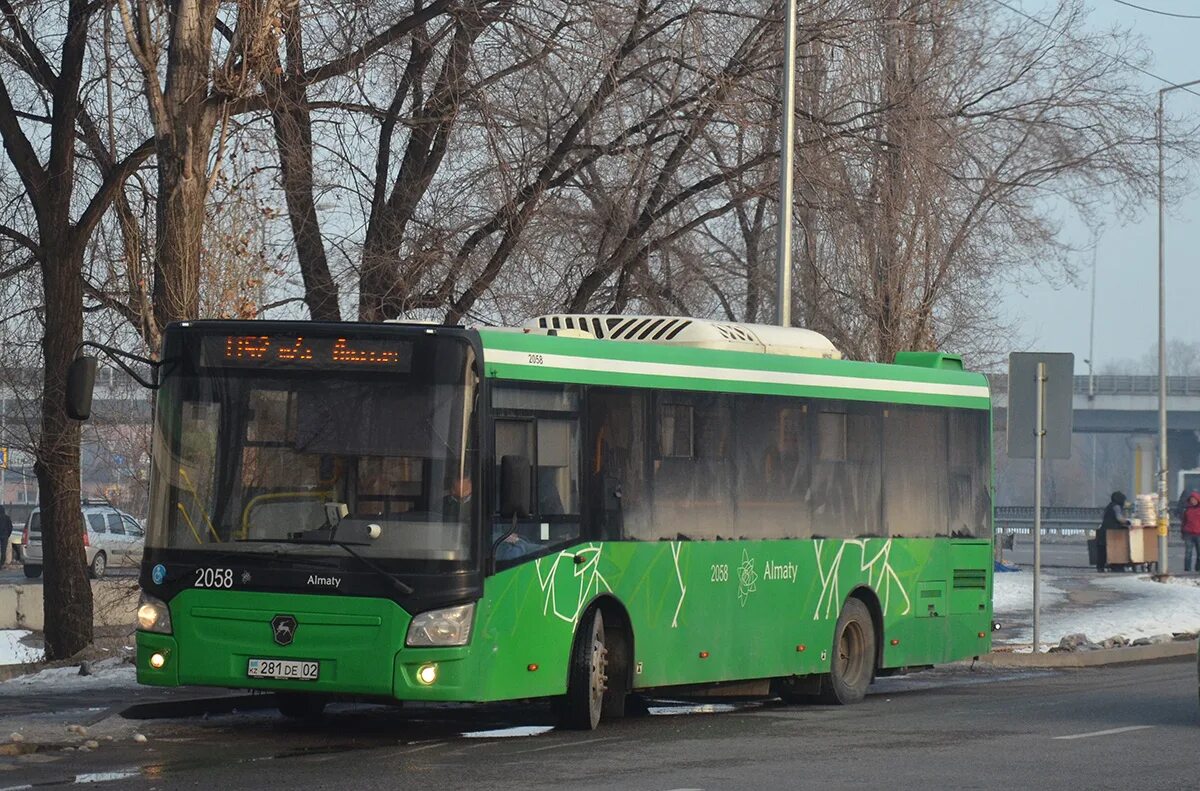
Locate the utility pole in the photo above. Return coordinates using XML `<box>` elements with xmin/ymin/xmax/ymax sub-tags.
<box><xmin>1154</xmin><ymin>77</ymin><xmax>1200</xmax><ymax>575</ymax></box>
<box><xmin>775</xmin><ymin>0</ymin><xmax>797</xmax><ymax>328</ymax></box>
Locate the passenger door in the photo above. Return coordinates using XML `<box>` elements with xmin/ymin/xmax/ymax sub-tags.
<box><xmin>86</xmin><ymin>512</ymin><xmax>108</xmax><ymax>558</ymax></box>
<box><xmin>105</xmin><ymin>513</ymin><xmax>128</xmax><ymax>566</ymax></box>
<box><xmin>122</xmin><ymin>515</ymin><xmax>145</xmax><ymax>566</ymax></box>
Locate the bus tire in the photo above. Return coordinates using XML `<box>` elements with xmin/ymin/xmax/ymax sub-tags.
<box><xmin>559</xmin><ymin>608</ymin><xmax>608</xmax><ymax>730</ymax></box>
<box><xmin>819</xmin><ymin>597</ymin><xmax>876</xmax><ymax>705</ymax></box>
<box><xmin>600</xmin><ymin>616</ymin><xmax>632</xmax><ymax>719</ymax></box>
<box><xmin>276</xmin><ymin>693</ymin><xmax>326</xmax><ymax>720</ymax></box>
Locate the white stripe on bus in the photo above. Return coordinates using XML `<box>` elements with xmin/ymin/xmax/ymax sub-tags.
<box><xmin>485</xmin><ymin>349</ymin><xmax>990</xmax><ymax>401</ymax></box>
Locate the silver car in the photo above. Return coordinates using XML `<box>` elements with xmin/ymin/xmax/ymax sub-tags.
<box><xmin>22</xmin><ymin>502</ymin><xmax>145</xmax><ymax>579</ymax></box>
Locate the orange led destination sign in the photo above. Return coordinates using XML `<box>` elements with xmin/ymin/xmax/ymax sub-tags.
<box><xmin>201</xmin><ymin>335</ymin><xmax>412</xmax><ymax>370</ymax></box>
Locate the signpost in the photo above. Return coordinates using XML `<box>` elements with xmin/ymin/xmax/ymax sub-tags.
<box><xmin>1008</xmin><ymin>352</ymin><xmax>1074</xmax><ymax>653</ymax></box>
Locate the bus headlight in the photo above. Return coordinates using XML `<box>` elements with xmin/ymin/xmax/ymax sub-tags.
<box><xmin>137</xmin><ymin>592</ymin><xmax>173</xmax><ymax>634</ymax></box>
<box><xmin>405</xmin><ymin>603</ymin><xmax>474</xmax><ymax>647</ymax></box>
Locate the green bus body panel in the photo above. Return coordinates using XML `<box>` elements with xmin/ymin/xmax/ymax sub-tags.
<box><xmin>477</xmin><ymin>330</ymin><xmax>990</xmax><ymax>411</ymax></box>
<box><xmin>138</xmin><ymin>538</ymin><xmax>992</xmax><ymax>701</ymax></box>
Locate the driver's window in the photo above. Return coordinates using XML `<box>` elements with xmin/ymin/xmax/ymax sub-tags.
<box><xmin>491</xmin><ymin>384</ymin><xmax>582</xmax><ymax>563</ymax></box>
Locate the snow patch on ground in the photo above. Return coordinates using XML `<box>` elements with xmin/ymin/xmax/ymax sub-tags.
<box><xmin>0</xmin><ymin>629</ymin><xmax>44</xmax><ymax>666</ymax></box>
<box><xmin>994</xmin><ymin>570</ymin><xmax>1200</xmax><ymax>651</ymax></box>
<box><xmin>0</xmin><ymin>656</ymin><xmax>135</xmax><ymax>694</ymax></box>
<box><xmin>992</xmin><ymin>569</ymin><xmax>1066</xmax><ymax>613</ymax></box>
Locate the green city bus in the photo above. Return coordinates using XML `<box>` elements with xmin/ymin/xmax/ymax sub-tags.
<box><xmin>119</xmin><ymin>315</ymin><xmax>992</xmax><ymax>728</ymax></box>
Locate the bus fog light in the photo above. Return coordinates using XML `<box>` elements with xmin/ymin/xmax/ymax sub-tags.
<box><xmin>137</xmin><ymin>593</ymin><xmax>173</xmax><ymax>634</ymax></box>
<box><xmin>416</xmin><ymin>663</ymin><xmax>438</xmax><ymax>685</ymax></box>
<box><xmin>149</xmin><ymin>652</ymin><xmax>166</xmax><ymax>669</ymax></box>
<box><xmin>405</xmin><ymin>603</ymin><xmax>474</xmax><ymax>647</ymax></box>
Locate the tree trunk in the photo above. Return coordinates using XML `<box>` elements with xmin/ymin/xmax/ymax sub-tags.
<box><xmin>272</xmin><ymin>4</ymin><xmax>339</xmax><ymax>322</ymax></box>
<box><xmin>153</xmin><ymin>154</ymin><xmax>206</xmax><ymax>328</ymax></box>
<box><xmin>150</xmin><ymin>0</ymin><xmax>220</xmax><ymax>330</ymax></box>
<box><xmin>36</xmin><ymin>236</ymin><xmax>91</xmax><ymax>659</ymax></box>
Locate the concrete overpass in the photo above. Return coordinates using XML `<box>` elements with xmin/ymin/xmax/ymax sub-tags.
<box><xmin>989</xmin><ymin>374</ymin><xmax>1200</xmax><ymax>432</ymax></box>
<box><xmin>989</xmin><ymin>374</ymin><xmax>1200</xmax><ymax>500</ymax></box>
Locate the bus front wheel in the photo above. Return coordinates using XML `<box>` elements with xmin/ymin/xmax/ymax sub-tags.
<box><xmin>819</xmin><ymin>598</ymin><xmax>876</xmax><ymax>705</ymax></box>
<box><xmin>559</xmin><ymin>609</ymin><xmax>608</xmax><ymax>730</ymax></box>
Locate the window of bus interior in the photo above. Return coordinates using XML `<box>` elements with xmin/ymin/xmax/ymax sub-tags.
<box><xmin>882</xmin><ymin>405</ymin><xmax>950</xmax><ymax>538</ymax></box>
<box><xmin>810</xmin><ymin>402</ymin><xmax>883</xmax><ymax>539</ymax></box>
<box><xmin>490</xmin><ymin>384</ymin><xmax>581</xmax><ymax>562</ymax></box>
<box><xmin>947</xmin><ymin>408</ymin><xmax>991</xmax><ymax>538</ymax></box>
<box><xmin>587</xmin><ymin>388</ymin><xmax>650</xmax><ymax>541</ymax></box>
<box><xmin>650</xmin><ymin>393</ymin><xmax>735</xmax><ymax>541</ymax></box>
<box><xmin>732</xmin><ymin>395</ymin><xmax>812</xmax><ymax>540</ymax></box>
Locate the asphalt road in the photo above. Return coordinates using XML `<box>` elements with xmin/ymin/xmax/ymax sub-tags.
<box><xmin>2</xmin><ymin>658</ymin><xmax>1197</xmax><ymax>790</ymax></box>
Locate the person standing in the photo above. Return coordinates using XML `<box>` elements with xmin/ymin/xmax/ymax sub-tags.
<box><xmin>1180</xmin><ymin>491</ymin><xmax>1200</xmax><ymax>573</ymax></box>
<box><xmin>0</xmin><ymin>505</ymin><xmax>12</xmax><ymax>568</ymax></box>
<box><xmin>1096</xmin><ymin>491</ymin><xmax>1131</xmax><ymax>572</ymax></box>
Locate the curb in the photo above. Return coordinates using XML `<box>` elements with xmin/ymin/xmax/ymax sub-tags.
<box><xmin>972</xmin><ymin>638</ymin><xmax>1197</xmax><ymax>668</ymax></box>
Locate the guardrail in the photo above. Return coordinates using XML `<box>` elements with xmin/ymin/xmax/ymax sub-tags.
<box><xmin>994</xmin><ymin>506</ymin><xmax>1101</xmax><ymax>540</ymax></box>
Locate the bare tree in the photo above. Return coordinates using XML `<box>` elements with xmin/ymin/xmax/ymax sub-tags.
<box><xmin>0</xmin><ymin>0</ymin><xmax>152</xmax><ymax>658</ymax></box>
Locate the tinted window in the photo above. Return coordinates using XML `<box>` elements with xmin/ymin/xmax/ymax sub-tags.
<box><xmin>883</xmin><ymin>406</ymin><xmax>949</xmax><ymax>538</ymax></box>
<box><xmin>811</xmin><ymin>402</ymin><xmax>882</xmax><ymax>538</ymax></box>
<box><xmin>106</xmin><ymin>513</ymin><xmax>126</xmax><ymax>535</ymax></box>
<box><xmin>588</xmin><ymin>389</ymin><xmax>649</xmax><ymax>540</ymax></box>
<box><xmin>651</xmin><ymin>393</ymin><xmax>736</xmax><ymax>540</ymax></box>
<box><xmin>87</xmin><ymin>513</ymin><xmax>106</xmax><ymax>533</ymax></box>
<box><xmin>733</xmin><ymin>396</ymin><xmax>811</xmax><ymax>539</ymax></box>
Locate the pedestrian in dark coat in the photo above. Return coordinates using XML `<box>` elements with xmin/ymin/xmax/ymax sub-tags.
<box><xmin>0</xmin><ymin>505</ymin><xmax>12</xmax><ymax>568</ymax></box>
<box><xmin>1096</xmin><ymin>492</ymin><xmax>1131</xmax><ymax>572</ymax></box>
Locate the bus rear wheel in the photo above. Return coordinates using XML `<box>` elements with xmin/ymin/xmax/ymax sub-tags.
<box><xmin>819</xmin><ymin>598</ymin><xmax>876</xmax><ymax>705</ymax></box>
<box><xmin>559</xmin><ymin>609</ymin><xmax>608</xmax><ymax>730</ymax></box>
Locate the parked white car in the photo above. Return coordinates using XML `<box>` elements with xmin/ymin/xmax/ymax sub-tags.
<box><xmin>22</xmin><ymin>501</ymin><xmax>145</xmax><ymax>579</ymax></box>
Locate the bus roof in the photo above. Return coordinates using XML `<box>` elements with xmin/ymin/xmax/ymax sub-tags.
<box><xmin>477</xmin><ymin>328</ymin><xmax>990</xmax><ymax>411</ymax></box>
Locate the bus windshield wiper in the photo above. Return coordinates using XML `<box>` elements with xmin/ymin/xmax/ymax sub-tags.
<box><xmin>237</xmin><ymin>535</ymin><xmax>414</xmax><ymax>595</ymax></box>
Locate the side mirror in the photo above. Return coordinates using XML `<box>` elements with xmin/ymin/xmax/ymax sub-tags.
<box><xmin>65</xmin><ymin>356</ymin><xmax>98</xmax><ymax>421</ymax></box>
<box><xmin>499</xmin><ymin>455</ymin><xmax>532</xmax><ymax>519</ymax></box>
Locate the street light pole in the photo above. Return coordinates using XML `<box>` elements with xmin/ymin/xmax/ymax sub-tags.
<box><xmin>1155</xmin><ymin>77</ymin><xmax>1200</xmax><ymax>576</ymax></box>
<box><xmin>775</xmin><ymin>0</ymin><xmax>797</xmax><ymax>328</ymax></box>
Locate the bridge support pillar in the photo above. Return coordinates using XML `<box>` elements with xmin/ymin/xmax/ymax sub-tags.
<box><xmin>1132</xmin><ymin>437</ymin><xmax>1155</xmax><ymax>496</ymax></box>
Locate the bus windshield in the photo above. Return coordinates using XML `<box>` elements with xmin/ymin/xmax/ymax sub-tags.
<box><xmin>147</xmin><ymin>333</ymin><xmax>478</xmax><ymax>564</ymax></box>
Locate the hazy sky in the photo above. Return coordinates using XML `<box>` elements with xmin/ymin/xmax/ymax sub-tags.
<box><xmin>999</xmin><ymin>0</ymin><xmax>1200</xmax><ymax>372</ymax></box>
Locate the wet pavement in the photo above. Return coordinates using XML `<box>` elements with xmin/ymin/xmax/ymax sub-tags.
<box><xmin>2</xmin><ymin>659</ymin><xmax>1198</xmax><ymax>789</ymax></box>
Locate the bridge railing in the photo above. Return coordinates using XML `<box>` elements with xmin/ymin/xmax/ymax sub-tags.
<box><xmin>987</xmin><ymin>374</ymin><xmax>1200</xmax><ymax>397</ymax></box>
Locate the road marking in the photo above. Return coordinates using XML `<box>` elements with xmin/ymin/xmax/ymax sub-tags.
<box><xmin>1053</xmin><ymin>725</ymin><xmax>1153</xmax><ymax>740</ymax></box>
<box><xmin>510</xmin><ymin>736</ymin><xmax>620</xmax><ymax>754</ymax></box>
<box><xmin>402</xmin><ymin>741</ymin><xmax>445</xmax><ymax>753</ymax></box>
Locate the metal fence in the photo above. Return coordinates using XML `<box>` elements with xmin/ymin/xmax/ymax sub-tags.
<box><xmin>994</xmin><ymin>506</ymin><xmax>1102</xmax><ymax>539</ymax></box>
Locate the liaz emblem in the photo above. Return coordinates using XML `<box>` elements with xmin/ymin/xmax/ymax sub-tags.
<box><xmin>271</xmin><ymin>614</ymin><xmax>297</xmax><ymax>646</ymax></box>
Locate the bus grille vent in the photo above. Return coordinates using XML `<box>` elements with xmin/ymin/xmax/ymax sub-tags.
<box><xmin>953</xmin><ymin>569</ymin><xmax>987</xmax><ymax>590</ymax></box>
